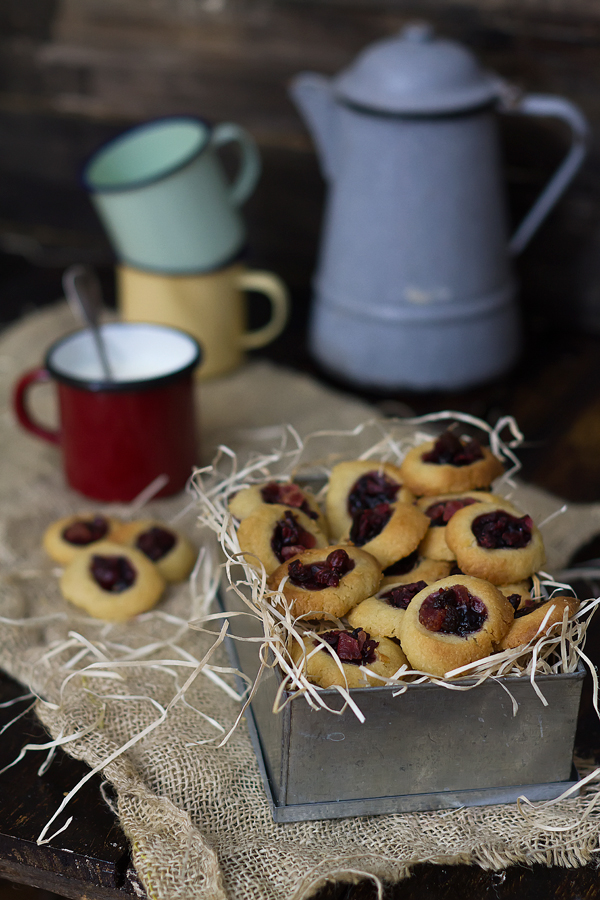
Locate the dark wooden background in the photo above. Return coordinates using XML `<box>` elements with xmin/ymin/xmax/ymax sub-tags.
<box><xmin>2</xmin><ymin>1</ymin><xmax>600</xmax><ymax>898</ymax></box>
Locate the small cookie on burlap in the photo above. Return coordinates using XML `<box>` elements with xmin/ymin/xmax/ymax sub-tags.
<box><xmin>43</xmin><ymin>513</ymin><xmax>123</xmax><ymax>565</ymax></box>
<box><xmin>112</xmin><ymin>519</ymin><xmax>197</xmax><ymax>582</ymax></box>
<box><xmin>59</xmin><ymin>540</ymin><xmax>165</xmax><ymax>622</ymax></box>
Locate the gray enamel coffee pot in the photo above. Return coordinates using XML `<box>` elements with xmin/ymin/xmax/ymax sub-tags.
<box><xmin>290</xmin><ymin>23</ymin><xmax>589</xmax><ymax>390</ymax></box>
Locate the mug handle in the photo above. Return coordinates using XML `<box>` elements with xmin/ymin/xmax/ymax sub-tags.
<box><xmin>211</xmin><ymin>122</ymin><xmax>261</xmax><ymax>208</ymax></box>
<box><xmin>498</xmin><ymin>85</ymin><xmax>590</xmax><ymax>256</ymax></box>
<box><xmin>237</xmin><ymin>270</ymin><xmax>290</xmax><ymax>350</ymax></box>
<box><xmin>13</xmin><ymin>367</ymin><xmax>61</xmax><ymax>445</ymax></box>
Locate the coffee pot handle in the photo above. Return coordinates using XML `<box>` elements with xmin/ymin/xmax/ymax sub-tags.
<box><xmin>211</xmin><ymin>122</ymin><xmax>261</xmax><ymax>207</ymax></box>
<box><xmin>500</xmin><ymin>89</ymin><xmax>590</xmax><ymax>256</ymax></box>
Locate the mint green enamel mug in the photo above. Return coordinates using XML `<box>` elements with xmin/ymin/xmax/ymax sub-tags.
<box><xmin>83</xmin><ymin>116</ymin><xmax>260</xmax><ymax>273</ymax></box>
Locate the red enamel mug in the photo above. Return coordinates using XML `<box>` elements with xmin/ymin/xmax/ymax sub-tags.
<box><xmin>13</xmin><ymin>322</ymin><xmax>201</xmax><ymax>502</ymax></box>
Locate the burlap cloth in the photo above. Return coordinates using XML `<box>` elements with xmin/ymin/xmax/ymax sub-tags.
<box><xmin>1</xmin><ymin>302</ymin><xmax>600</xmax><ymax>900</ymax></box>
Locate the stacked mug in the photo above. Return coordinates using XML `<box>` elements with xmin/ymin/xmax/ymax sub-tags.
<box><xmin>83</xmin><ymin>116</ymin><xmax>289</xmax><ymax>379</ymax></box>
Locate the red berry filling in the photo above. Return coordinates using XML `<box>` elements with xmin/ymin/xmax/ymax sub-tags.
<box><xmin>383</xmin><ymin>549</ymin><xmax>419</xmax><ymax>577</ymax></box>
<box><xmin>472</xmin><ymin>511</ymin><xmax>533</xmax><ymax>549</ymax></box>
<box><xmin>271</xmin><ymin>510</ymin><xmax>317</xmax><ymax>563</ymax></box>
<box><xmin>421</xmin><ymin>430</ymin><xmax>484</xmax><ymax>467</ymax></box>
<box><xmin>62</xmin><ymin>516</ymin><xmax>108</xmax><ymax>545</ymax></box>
<box><xmin>288</xmin><ymin>548</ymin><xmax>355</xmax><ymax>590</ymax></box>
<box><xmin>136</xmin><ymin>526</ymin><xmax>176</xmax><ymax>562</ymax></box>
<box><xmin>419</xmin><ymin>585</ymin><xmax>487</xmax><ymax>635</ymax></box>
<box><xmin>425</xmin><ymin>497</ymin><xmax>478</xmax><ymax>527</ymax></box>
<box><xmin>315</xmin><ymin>627</ymin><xmax>379</xmax><ymax>665</ymax></box>
<box><xmin>381</xmin><ymin>580</ymin><xmax>427</xmax><ymax>610</ymax></box>
<box><xmin>514</xmin><ymin>599</ymin><xmax>542</xmax><ymax>619</ymax></box>
<box><xmin>260</xmin><ymin>481</ymin><xmax>318</xmax><ymax>520</ymax></box>
<box><xmin>91</xmin><ymin>554</ymin><xmax>136</xmax><ymax>593</ymax></box>
<box><xmin>507</xmin><ymin>593</ymin><xmax>522</xmax><ymax>611</ymax></box>
<box><xmin>347</xmin><ymin>471</ymin><xmax>400</xmax><ymax>518</ymax></box>
<box><xmin>349</xmin><ymin>502</ymin><xmax>392</xmax><ymax>545</ymax></box>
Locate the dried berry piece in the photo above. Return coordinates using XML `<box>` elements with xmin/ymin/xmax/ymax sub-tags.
<box><xmin>315</xmin><ymin>627</ymin><xmax>379</xmax><ymax>665</ymax></box>
<box><xmin>260</xmin><ymin>482</ymin><xmax>318</xmax><ymax>520</ymax></box>
<box><xmin>91</xmin><ymin>555</ymin><xmax>136</xmax><ymax>593</ymax></box>
<box><xmin>422</xmin><ymin>431</ymin><xmax>484</xmax><ymax>467</ymax></box>
<box><xmin>507</xmin><ymin>593</ymin><xmax>522</xmax><ymax>611</ymax></box>
<box><xmin>425</xmin><ymin>497</ymin><xmax>478</xmax><ymax>527</ymax></box>
<box><xmin>381</xmin><ymin>580</ymin><xmax>427</xmax><ymax>610</ymax></box>
<box><xmin>136</xmin><ymin>526</ymin><xmax>176</xmax><ymax>562</ymax></box>
<box><xmin>383</xmin><ymin>549</ymin><xmax>419</xmax><ymax>577</ymax></box>
<box><xmin>347</xmin><ymin>471</ymin><xmax>400</xmax><ymax>518</ymax></box>
<box><xmin>288</xmin><ymin>548</ymin><xmax>355</xmax><ymax>590</ymax></box>
<box><xmin>271</xmin><ymin>510</ymin><xmax>317</xmax><ymax>563</ymax></box>
<box><xmin>349</xmin><ymin>502</ymin><xmax>392</xmax><ymax>546</ymax></box>
<box><xmin>62</xmin><ymin>516</ymin><xmax>108</xmax><ymax>546</ymax></box>
<box><xmin>472</xmin><ymin>511</ymin><xmax>532</xmax><ymax>550</ymax></box>
<box><xmin>418</xmin><ymin>585</ymin><xmax>487</xmax><ymax>635</ymax></box>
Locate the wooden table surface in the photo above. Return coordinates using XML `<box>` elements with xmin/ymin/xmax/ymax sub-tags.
<box><xmin>3</xmin><ymin>286</ymin><xmax>600</xmax><ymax>900</ymax></box>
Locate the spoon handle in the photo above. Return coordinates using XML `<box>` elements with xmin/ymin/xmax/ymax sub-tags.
<box><xmin>63</xmin><ymin>264</ymin><xmax>114</xmax><ymax>381</ymax></box>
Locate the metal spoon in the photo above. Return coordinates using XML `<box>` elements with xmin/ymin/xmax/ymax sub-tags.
<box><xmin>63</xmin><ymin>264</ymin><xmax>114</xmax><ymax>381</ymax></box>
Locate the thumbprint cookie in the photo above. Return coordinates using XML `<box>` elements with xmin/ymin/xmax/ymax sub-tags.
<box><xmin>400</xmin><ymin>575</ymin><xmax>514</xmax><ymax>677</ymax></box>
<box><xmin>445</xmin><ymin>502</ymin><xmax>546</xmax><ymax>585</ymax></box>
<box><xmin>347</xmin><ymin>579</ymin><xmax>429</xmax><ymax>641</ymax></box>
<box><xmin>326</xmin><ymin>460</ymin><xmax>413</xmax><ymax>542</ymax></box>
<box><xmin>347</xmin><ymin>501</ymin><xmax>429</xmax><ymax>570</ymax></box>
<box><xmin>400</xmin><ymin>430</ymin><xmax>504</xmax><ymax>496</ymax></box>
<box><xmin>43</xmin><ymin>513</ymin><xmax>122</xmax><ymax>565</ymax></box>
<box><xmin>498</xmin><ymin>580</ymin><xmax>533</xmax><ymax>611</ymax></box>
<box><xmin>499</xmin><ymin>596</ymin><xmax>580</xmax><ymax>651</ymax></box>
<box><xmin>380</xmin><ymin>551</ymin><xmax>452</xmax><ymax>587</ymax></box>
<box><xmin>59</xmin><ymin>540</ymin><xmax>165</xmax><ymax>622</ymax></box>
<box><xmin>290</xmin><ymin>628</ymin><xmax>408</xmax><ymax>689</ymax></box>
<box><xmin>267</xmin><ymin>545</ymin><xmax>381</xmax><ymax>619</ymax></box>
<box><xmin>237</xmin><ymin>504</ymin><xmax>328</xmax><ymax>576</ymax></box>
<box><xmin>112</xmin><ymin>519</ymin><xmax>197</xmax><ymax>582</ymax></box>
<box><xmin>417</xmin><ymin>491</ymin><xmax>518</xmax><ymax>562</ymax></box>
<box><xmin>228</xmin><ymin>481</ymin><xmax>327</xmax><ymax>535</ymax></box>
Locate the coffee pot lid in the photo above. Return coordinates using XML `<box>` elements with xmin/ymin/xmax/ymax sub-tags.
<box><xmin>334</xmin><ymin>22</ymin><xmax>500</xmax><ymax>115</ymax></box>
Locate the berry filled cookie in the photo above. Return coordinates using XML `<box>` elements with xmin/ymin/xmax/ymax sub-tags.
<box><xmin>326</xmin><ymin>460</ymin><xmax>413</xmax><ymax>542</ymax></box>
<box><xmin>43</xmin><ymin>513</ymin><xmax>122</xmax><ymax>565</ymax></box>
<box><xmin>399</xmin><ymin>575</ymin><xmax>514</xmax><ymax>677</ymax></box>
<box><xmin>445</xmin><ymin>502</ymin><xmax>546</xmax><ymax>584</ymax></box>
<box><xmin>59</xmin><ymin>540</ymin><xmax>165</xmax><ymax>622</ymax></box>
<box><xmin>112</xmin><ymin>519</ymin><xmax>197</xmax><ymax>582</ymax></box>
<box><xmin>290</xmin><ymin>627</ymin><xmax>408</xmax><ymax>688</ymax></box>
<box><xmin>400</xmin><ymin>430</ymin><xmax>504</xmax><ymax>496</ymax></box>
<box><xmin>499</xmin><ymin>596</ymin><xmax>579</xmax><ymax>650</ymax></box>
<box><xmin>417</xmin><ymin>491</ymin><xmax>517</xmax><ymax>562</ymax></box>
<box><xmin>268</xmin><ymin>545</ymin><xmax>381</xmax><ymax>619</ymax></box>
<box><xmin>237</xmin><ymin>503</ymin><xmax>328</xmax><ymax>576</ymax></box>
<box><xmin>228</xmin><ymin>481</ymin><xmax>327</xmax><ymax>535</ymax></box>
<box><xmin>347</xmin><ymin>500</ymin><xmax>430</xmax><ymax>570</ymax></box>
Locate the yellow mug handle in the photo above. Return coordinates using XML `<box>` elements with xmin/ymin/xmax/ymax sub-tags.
<box><xmin>237</xmin><ymin>270</ymin><xmax>290</xmax><ymax>350</ymax></box>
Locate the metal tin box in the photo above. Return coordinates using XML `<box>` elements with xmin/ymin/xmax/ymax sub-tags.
<box><xmin>221</xmin><ymin>586</ymin><xmax>583</xmax><ymax>823</ymax></box>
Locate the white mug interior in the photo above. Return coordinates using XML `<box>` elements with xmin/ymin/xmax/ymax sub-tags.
<box><xmin>48</xmin><ymin>322</ymin><xmax>200</xmax><ymax>385</ymax></box>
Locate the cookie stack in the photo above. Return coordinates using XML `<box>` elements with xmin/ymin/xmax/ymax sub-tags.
<box><xmin>230</xmin><ymin>429</ymin><xmax>578</xmax><ymax>686</ymax></box>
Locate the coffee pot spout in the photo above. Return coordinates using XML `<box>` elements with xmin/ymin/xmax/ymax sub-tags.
<box><xmin>289</xmin><ymin>72</ymin><xmax>338</xmax><ymax>180</ymax></box>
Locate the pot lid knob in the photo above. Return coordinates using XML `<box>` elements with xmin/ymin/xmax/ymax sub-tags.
<box><xmin>334</xmin><ymin>21</ymin><xmax>500</xmax><ymax>115</ymax></box>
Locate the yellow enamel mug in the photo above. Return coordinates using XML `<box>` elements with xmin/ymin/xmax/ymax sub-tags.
<box><xmin>117</xmin><ymin>262</ymin><xmax>290</xmax><ymax>379</ymax></box>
